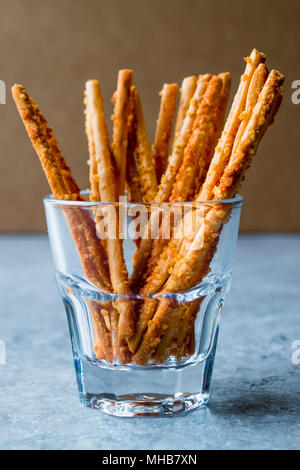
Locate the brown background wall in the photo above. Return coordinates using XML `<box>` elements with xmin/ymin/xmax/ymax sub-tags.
<box><xmin>0</xmin><ymin>0</ymin><xmax>299</xmax><ymax>231</ymax></box>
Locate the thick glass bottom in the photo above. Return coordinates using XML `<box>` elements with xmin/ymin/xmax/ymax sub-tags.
<box><xmin>74</xmin><ymin>351</ymin><xmax>217</xmax><ymax>417</ymax></box>
<box><xmin>81</xmin><ymin>392</ymin><xmax>207</xmax><ymax>417</ymax></box>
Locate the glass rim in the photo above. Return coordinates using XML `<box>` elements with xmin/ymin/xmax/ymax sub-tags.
<box><xmin>43</xmin><ymin>190</ymin><xmax>243</xmax><ymax>207</ymax></box>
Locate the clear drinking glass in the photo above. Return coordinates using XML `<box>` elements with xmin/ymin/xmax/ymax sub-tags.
<box><xmin>44</xmin><ymin>192</ymin><xmax>243</xmax><ymax>417</ymax></box>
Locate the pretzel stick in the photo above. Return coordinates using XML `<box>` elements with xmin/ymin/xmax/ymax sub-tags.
<box><xmin>137</xmin><ymin>50</ymin><xmax>266</xmax><ymax>298</ymax></box>
<box><xmin>193</xmin><ymin>72</ymin><xmax>231</xmax><ymax>196</ymax></box>
<box><xmin>85</xmin><ymin>79</ymin><xmax>135</xmax><ymax>339</ymax></box>
<box><xmin>132</xmin><ymin>86</ymin><xmax>158</xmax><ymax>202</ymax></box>
<box><xmin>112</xmin><ymin>69</ymin><xmax>133</xmax><ymax>195</ymax></box>
<box><xmin>89</xmin><ymin>301</ymin><xmax>114</xmax><ymax>362</ymax></box>
<box><xmin>12</xmin><ymin>85</ymin><xmax>110</xmax><ymax>289</ymax></box>
<box><xmin>129</xmin><ymin>75</ymin><xmax>211</xmax><ymax>290</ymax></box>
<box><xmin>153</xmin><ymin>302</ymin><xmax>186</xmax><ymax>363</ymax></box>
<box><xmin>134</xmin><ymin>68</ymin><xmax>284</xmax><ymax>365</ymax></box>
<box><xmin>157</xmin><ymin>297</ymin><xmax>201</xmax><ymax>362</ymax></box>
<box><xmin>172</xmin><ymin>75</ymin><xmax>197</xmax><ymax>150</ymax></box>
<box><xmin>214</xmin><ymin>69</ymin><xmax>284</xmax><ymax>199</ymax></box>
<box><xmin>147</xmin><ymin>73</ymin><xmax>230</xmax><ymax>289</ymax></box>
<box><xmin>12</xmin><ymin>85</ymin><xmax>112</xmax><ymax>364</ymax></box>
<box><xmin>176</xmin><ymin>298</ymin><xmax>202</xmax><ymax>360</ymax></box>
<box><xmin>126</xmin><ymin>89</ymin><xmax>143</xmax><ymax>202</ymax></box>
<box><xmin>110</xmin><ymin>307</ymin><xmax>132</xmax><ymax>364</ymax></box>
<box><xmin>152</xmin><ymin>83</ymin><xmax>178</xmax><ymax>183</ymax></box>
<box><xmin>143</xmin><ymin>75</ymin><xmax>225</xmax><ymax>283</ymax></box>
<box><xmin>158</xmin><ymin>74</ymin><xmax>212</xmax><ymax>202</ymax></box>
<box><xmin>231</xmin><ymin>63</ymin><xmax>268</xmax><ymax>156</ymax></box>
<box><xmin>170</xmin><ymin>76</ymin><xmax>222</xmax><ymax>202</ymax></box>
<box><xmin>86</xmin><ymin>108</ymin><xmax>101</xmax><ymax>202</ymax></box>
<box><xmin>198</xmin><ymin>48</ymin><xmax>266</xmax><ymax>201</ymax></box>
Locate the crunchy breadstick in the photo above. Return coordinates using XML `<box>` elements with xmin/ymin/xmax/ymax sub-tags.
<box><xmin>12</xmin><ymin>84</ymin><xmax>113</xmax><ymax>362</ymax></box>
<box><xmin>12</xmin><ymin>84</ymin><xmax>111</xmax><ymax>289</ymax></box>
<box><xmin>152</xmin><ymin>83</ymin><xmax>178</xmax><ymax>183</ymax></box>
<box><xmin>145</xmin><ymin>75</ymin><xmax>227</xmax><ymax>282</ymax></box>
<box><xmin>85</xmin><ymin>79</ymin><xmax>135</xmax><ymax>338</ymax></box>
<box><xmin>153</xmin><ymin>302</ymin><xmax>186</xmax><ymax>363</ymax></box>
<box><xmin>198</xmin><ymin>49</ymin><xmax>266</xmax><ymax>201</ymax></box>
<box><xmin>85</xmin><ymin>106</ymin><xmax>101</xmax><ymax>201</ymax></box>
<box><xmin>213</xmin><ymin>73</ymin><xmax>232</xmax><ymax>144</ymax></box>
<box><xmin>12</xmin><ymin>85</ymin><xmax>78</xmax><ymax>200</ymax></box>
<box><xmin>138</xmin><ymin>51</ymin><xmax>265</xmax><ymax>297</ymax></box>
<box><xmin>135</xmin><ymin>67</ymin><xmax>284</xmax><ymax>364</ymax></box>
<box><xmin>159</xmin><ymin>71</ymin><xmax>285</xmax><ymax>295</ymax></box>
<box><xmin>126</xmin><ymin>89</ymin><xmax>143</xmax><ymax>202</ymax></box>
<box><xmin>129</xmin><ymin>75</ymin><xmax>211</xmax><ymax>289</ymax></box>
<box><xmin>173</xmin><ymin>76</ymin><xmax>197</xmax><ymax>150</ymax></box>
<box><xmin>89</xmin><ymin>301</ymin><xmax>113</xmax><ymax>362</ymax></box>
<box><xmin>112</xmin><ymin>69</ymin><xmax>133</xmax><ymax>195</ymax></box>
<box><xmin>231</xmin><ymin>63</ymin><xmax>268</xmax><ymax>156</ymax></box>
<box><xmin>127</xmin><ymin>298</ymin><xmax>157</xmax><ymax>352</ymax></box>
<box><xmin>132</xmin><ymin>298</ymin><xmax>179</xmax><ymax>365</ymax></box>
<box><xmin>132</xmin><ymin>86</ymin><xmax>158</xmax><ymax>202</ymax></box>
<box><xmin>110</xmin><ymin>307</ymin><xmax>132</xmax><ymax>364</ymax></box>
<box><xmin>176</xmin><ymin>298</ymin><xmax>202</xmax><ymax>360</ymax></box>
<box><xmin>215</xmin><ymin>69</ymin><xmax>284</xmax><ymax>199</ymax></box>
<box><xmin>170</xmin><ymin>76</ymin><xmax>222</xmax><ymax>202</ymax></box>
<box><xmin>158</xmin><ymin>74</ymin><xmax>212</xmax><ymax>202</ymax></box>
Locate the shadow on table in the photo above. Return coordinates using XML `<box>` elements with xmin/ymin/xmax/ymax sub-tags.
<box><xmin>209</xmin><ymin>379</ymin><xmax>300</xmax><ymax>417</ymax></box>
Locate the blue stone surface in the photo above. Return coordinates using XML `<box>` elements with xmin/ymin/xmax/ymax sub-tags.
<box><xmin>0</xmin><ymin>234</ymin><xmax>299</xmax><ymax>450</ymax></box>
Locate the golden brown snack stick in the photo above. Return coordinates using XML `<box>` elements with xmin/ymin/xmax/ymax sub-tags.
<box><xmin>137</xmin><ymin>67</ymin><xmax>284</xmax><ymax>364</ymax></box>
<box><xmin>12</xmin><ymin>85</ymin><xmax>78</xmax><ymax>200</ymax></box>
<box><xmin>12</xmin><ymin>84</ymin><xmax>113</xmax><ymax>361</ymax></box>
<box><xmin>176</xmin><ymin>298</ymin><xmax>202</xmax><ymax>361</ymax></box>
<box><xmin>198</xmin><ymin>49</ymin><xmax>266</xmax><ymax>201</ymax></box>
<box><xmin>85</xmin><ymin>107</ymin><xmax>101</xmax><ymax>202</ymax></box>
<box><xmin>193</xmin><ymin>72</ymin><xmax>231</xmax><ymax>197</ymax></box>
<box><xmin>112</xmin><ymin>69</ymin><xmax>133</xmax><ymax>195</ymax></box>
<box><xmin>173</xmin><ymin>75</ymin><xmax>197</xmax><ymax>150</ymax></box>
<box><xmin>125</xmin><ymin>89</ymin><xmax>143</xmax><ymax>202</ymax></box>
<box><xmin>110</xmin><ymin>307</ymin><xmax>132</xmax><ymax>364</ymax></box>
<box><xmin>129</xmin><ymin>75</ymin><xmax>211</xmax><ymax>289</ymax></box>
<box><xmin>89</xmin><ymin>301</ymin><xmax>114</xmax><ymax>362</ymax></box>
<box><xmin>132</xmin><ymin>299</ymin><xmax>179</xmax><ymax>365</ymax></box>
<box><xmin>12</xmin><ymin>84</ymin><xmax>111</xmax><ymax>291</ymax></box>
<box><xmin>231</xmin><ymin>63</ymin><xmax>268</xmax><ymax>156</ymax></box>
<box><xmin>158</xmin><ymin>74</ymin><xmax>212</xmax><ymax>202</ymax></box>
<box><xmin>138</xmin><ymin>52</ymin><xmax>265</xmax><ymax>297</ymax></box>
<box><xmin>133</xmin><ymin>234</ymin><xmax>219</xmax><ymax>365</ymax></box>
<box><xmin>152</xmin><ymin>83</ymin><xmax>178</xmax><ymax>183</ymax></box>
<box><xmin>127</xmin><ymin>298</ymin><xmax>157</xmax><ymax>352</ymax></box>
<box><xmin>215</xmin><ymin>69</ymin><xmax>284</xmax><ymax>199</ymax></box>
<box><xmin>132</xmin><ymin>86</ymin><xmax>158</xmax><ymax>202</ymax></box>
<box><xmin>165</xmin><ymin>71</ymin><xmax>284</xmax><ymax>293</ymax></box>
<box><xmin>170</xmin><ymin>76</ymin><xmax>222</xmax><ymax>202</ymax></box>
<box><xmin>213</xmin><ymin>73</ymin><xmax>231</xmax><ymax>145</ymax></box>
<box><xmin>153</xmin><ymin>302</ymin><xmax>186</xmax><ymax>363</ymax></box>
<box><xmin>142</xmin><ymin>74</ymin><xmax>227</xmax><ymax>283</ymax></box>
<box><xmin>85</xmin><ymin>79</ymin><xmax>135</xmax><ymax>338</ymax></box>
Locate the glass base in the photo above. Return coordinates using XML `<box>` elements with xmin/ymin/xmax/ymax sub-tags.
<box><xmin>74</xmin><ymin>351</ymin><xmax>217</xmax><ymax>417</ymax></box>
<box><xmin>81</xmin><ymin>392</ymin><xmax>207</xmax><ymax>417</ymax></box>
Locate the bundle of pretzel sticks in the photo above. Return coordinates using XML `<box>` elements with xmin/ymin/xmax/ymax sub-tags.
<box><xmin>12</xmin><ymin>48</ymin><xmax>284</xmax><ymax>365</ymax></box>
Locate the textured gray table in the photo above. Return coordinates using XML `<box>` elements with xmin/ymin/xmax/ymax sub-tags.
<box><xmin>0</xmin><ymin>234</ymin><xmax>299</xmax><ymax>450</ymax></box>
